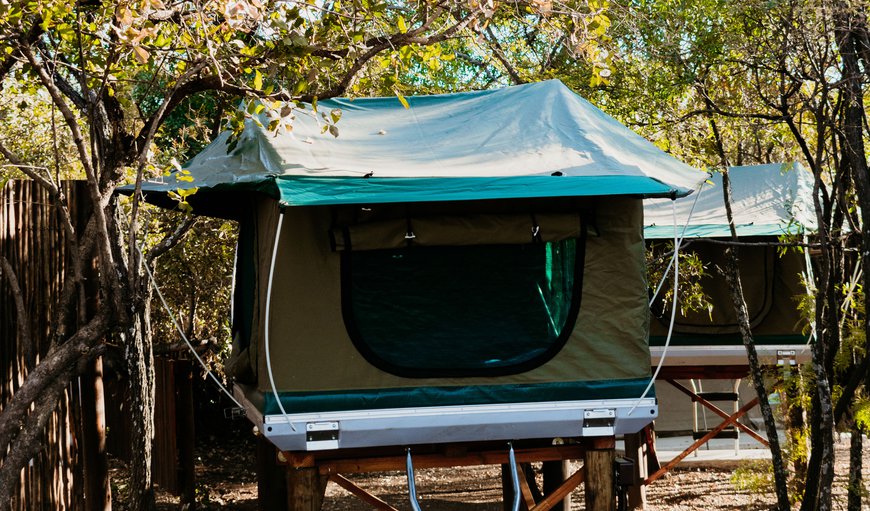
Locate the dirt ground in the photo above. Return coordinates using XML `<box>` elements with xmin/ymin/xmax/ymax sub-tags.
<box><xmin>108</xmin><ymin>432</ymin><xmax>869</xmax><ymax>510</ymax></box>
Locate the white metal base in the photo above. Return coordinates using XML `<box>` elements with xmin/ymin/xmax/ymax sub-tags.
<box><xmin>258</xmin><ymin>398</ymin><xmax>657</xmax><ymax>452</ymax></box>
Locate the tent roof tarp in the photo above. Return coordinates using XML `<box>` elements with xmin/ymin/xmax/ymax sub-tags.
<box><xmin>644</xmin><ymin>162</ymin><xmax>816</xmax><ymax>239</ymax></box>
<box><xmin>131</xmin><ymin>80</ymin><xmax>706</xmax><ymax>209</ymax></box>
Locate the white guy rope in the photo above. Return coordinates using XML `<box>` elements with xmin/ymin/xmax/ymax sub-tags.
<box><xmin>136</xmin><ymin>242</ymin><xmax>246</xmax><ymax>411</ymax></box>
<box><xmin>264</xmin><ymin>212</ymin><xmax>297</xmax><ymax>431</ymax></box>
<box><xmin>629</xmin><ymin>199</ymin><xmax>681</xmax><ymax>416</ymax></box>
<box><xmin>649</xmin><ymin>181</ymin><xmax>706</xmax><ymax>307</ymax></box>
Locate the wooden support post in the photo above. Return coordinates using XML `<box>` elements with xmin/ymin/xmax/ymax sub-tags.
<box><xmin>80</xmin><ymin>357</ymin><xmax>111</xmax><ymax>511</ymax></box>
<box><xmin>584</xmin><ymin>440</ymin><xmax>615</xmax><ymax>511</ymax></box>
<box><xmin>175</xmin><ymin>360</ymin><xmax>196</xmax><ymax>507</ymax></box>
<box><xmin>287</xmin><ymin>467</ymin><xmax>327</xmax><ymax>511</ymax></box>
<box><xmin>623</xmin><ymin>431</ymin><xmax>647</xmax><ymax>510</ymax></box>
<box><xmin>542</xmin><ymin>461</ymin><xmax>571</xmax><ymax>511</ymax></box>
<box><xmin>257</xmin><ymin>436</ymin><xmax>288</xmax><ymax>511</ymax></box>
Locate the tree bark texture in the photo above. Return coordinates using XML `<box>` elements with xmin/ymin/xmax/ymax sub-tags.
<box><xmin>847</xmin><ymin>421</ymin><xmax>863</xmax><ymax>511</ymax></box>
<box><xmin>798</xmin><ymin>185</ymin><xmax>837</xmax><ymax>511</ymax></box>
<box><xmin>125</xmin><ymin>303</ymin><xmax>157</xmax><ymax>511</ymax></box>
<box><xmin>834</xmin><ymin>2</ymin><xmax>870</xmax><ymax>448</ymax></box>
<box><xmin>720</xmin><ymin>247</ymin><xmax>792</xmax><ymax>510</ymax></box>
<box><xmin>706</xmin><ymin>114</ymin><xmax>791</xmax><ymax>510</ymax></box>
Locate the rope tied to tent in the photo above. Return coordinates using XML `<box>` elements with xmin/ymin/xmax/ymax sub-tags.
<box><xmin>134</xmin><ymin>234</ymin><xmax>246</xmax><ymax>412</ymax></box>
<box><xmin>630</xmin><ymin>181</ymin><xmax>706</xmax><ymax>416</ymax></box>
<box><xmin>265</xmin><ymin>211</ymin><xmax>298</xmax><ymax>431</ymax></box>
<box><xmin>648</xmin><ymin>180</ymin><xmax>706</xmax><ymax>307</ymax></box>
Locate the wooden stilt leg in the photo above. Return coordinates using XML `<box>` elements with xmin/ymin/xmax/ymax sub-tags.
<box><xmin>287</xmin><ymin>467</ymin><xmax>327</xmax><ymax>511</ymax></box>
<box><xmin>257</xmin><ymin>436</ymin><xmax>288</xmax><ymax>511</ymax></box>
<box><xmin>542</xmin><ymin>461</ymin><xmax>571</xmax><ymax>511</ymax></box>
<box><xmin>584</xmin><ymin>447</ymin><xmax>615</xmax><ymax>511</ymax></box>
<box><xmin>623</xmin><ymin>431</ymin><xmax>647</xmax><ymax>510</ymax></box>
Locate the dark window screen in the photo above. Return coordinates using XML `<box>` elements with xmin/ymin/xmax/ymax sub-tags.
<box><xmin>341</xmin><ymin>238</ymin><xmax>584</xmax><ymax>378</ymax></box>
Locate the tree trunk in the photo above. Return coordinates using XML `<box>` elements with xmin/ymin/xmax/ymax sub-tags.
<box><xmin>832</xmin><ymin>11</ymin><xmax>870</xmax><ymax>511</ymax></box>
<box><xmin>125</xmin><ymin>302</ymin><xmax>156</xmax><ymax>511</ymax></box>
<box><xmin>720</xmin><ymin>247</ymin><xmax>791</xmax><ymax>510</ymax></box>
<box><xmin>704</xmin><ymin>112</ymin><xmax>791</xmax><ymax>510</ymax></box>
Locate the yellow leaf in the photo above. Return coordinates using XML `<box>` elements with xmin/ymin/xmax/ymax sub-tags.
<box><xmin>177</xmin><ymin>187</ymin><xmax>199</xmax><ymax>199</ymax></box>
<box><xmin>395</xmin><ymin>91</ymin><xmax>409</xmax><ymax>109</ymax></box>
<box><xmin>132</xmin><ymin>45</ymin><xmax>150</xmax><ymax>64</ymax></box>
<box><xmin>253</xmin><ymin>69</ymin><xmax>263</xmax><ymax>90</ymax></box>
<box><xmin>397</xmin><ymin>16</ymin><xmax>407</xmax><ymax>33</ymax></box>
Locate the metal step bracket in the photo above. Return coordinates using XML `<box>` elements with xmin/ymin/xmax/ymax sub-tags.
<box><xmin>305</xmin><ymin>421</ymin><xmax>339</xmax><ymax>450</ymax></box>
<box><xmin>583</xmin><ymin>408</ymin><xmax>616</xmax><ymax>436</ymax></box>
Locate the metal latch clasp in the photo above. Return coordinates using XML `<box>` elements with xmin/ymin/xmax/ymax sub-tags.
<box><xmin>582</xmin><ymin>409</ymin><xmax>616</xmax><ymax>436</ymax></box>
<box><xmin>306</xmin><ymin>422</ymin><xmax>340</xmax><ymax>450</ymax></box>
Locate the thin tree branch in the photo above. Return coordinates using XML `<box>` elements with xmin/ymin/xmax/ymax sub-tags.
<box><xmin>18</xmin><ymin>42</ymin><xmax>122</xmax><ymax>315</ymax></box>
<box><xmin>0</xmin><ymin>367</ymin><xmax>77</xmax><ymax>509</ymax></box>
<box><xmin>0</xmin><ymin>21</ymin><xmax>43</xmax><ymax>89</ymax></box>
<box><xmin>0</xmin><ymin>311</ymin><xmax>108</xmax><ymax>459</ymax></box>
<box><xmin>308</xmin><ymin>10</ymin><xmax>477</xmax><ymax>100</ymax></box>
<box><xmin>145</xmin><ymin>215</ymin><xmax>198</xmax><ymax>265</ymax></box>
<box><xmin>0</xmin><ymin>342</ymin><xmax>104</xmax><ymax>509</ymax></box>
<box><xmin>480</xmin><ymin>26</ymin><xmax>525</xmax><ymax>85</ymax></box>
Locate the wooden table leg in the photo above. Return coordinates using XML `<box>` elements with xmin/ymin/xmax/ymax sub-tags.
<box><xmin>645</xmin><ymin>398</ymin><xmax>759</xmax><ymax>485</ymax></box>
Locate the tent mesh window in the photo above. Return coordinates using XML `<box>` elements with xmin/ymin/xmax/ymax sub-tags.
<box><xmin>341</xmin><ymin>237</ymin><xmax>585</xmax><ymax>378</ymax></box>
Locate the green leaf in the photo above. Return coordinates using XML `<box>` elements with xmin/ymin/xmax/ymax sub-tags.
<box><xmin>330</xmin><ymin>108</ymin><xmax>342</xmax><ymax>123</ymax></box>
<box><xmin>397</xmin><ymin>16</ymin><xmax>407</xmax><ymax>33</ymax></box>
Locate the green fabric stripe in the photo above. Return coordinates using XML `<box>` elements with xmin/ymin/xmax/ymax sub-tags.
<box><xmin>128</xmin><ymin>175</ymin><xmax>686</xmax><ymax>211</ymax></box>
<box><xmin>262</xmin><ymin>378</ymin><xmax>652</xmax><ymax>415</ymax></box>
<box><xmin>274</xmin><ymin>175</ymin><xmax>684</xmax><ymax>206</ymax></box>
<box><xmin>649</xmin><ymin>334</ymin><xmax>810</xmax><ymax>347</ymax></box>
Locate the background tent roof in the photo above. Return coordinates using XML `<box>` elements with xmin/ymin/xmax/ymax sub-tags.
<box><xmin>133</xmin><ymin>80</ymin><xmax>707</xmax><ymax>210</ymax></box>
<box><xmin>644</xmin><ymin>162</ymin><xmax>817</xmax><ymax>239</ymax></box>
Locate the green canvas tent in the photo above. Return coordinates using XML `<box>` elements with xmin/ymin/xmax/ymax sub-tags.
<box><xmin>133</xmin><ymin>80</ymin><xmax>707</xmax><ymax>451</ymax></box>
<box><xmin>645</xmin><ymin>162</ymin><xmax>815</xmax><ymax>367</ymax></box>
